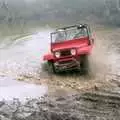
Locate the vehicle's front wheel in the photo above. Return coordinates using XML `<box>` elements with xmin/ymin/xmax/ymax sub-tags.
<box><xmin>47</xmin><ymin>61</ymin><xmax>57</xmax><ymax>74</ymax></box>
<box><xmin>80</xmin><ymin>55</ymin><xmax>89</xmax><ymax>74</ymax></box>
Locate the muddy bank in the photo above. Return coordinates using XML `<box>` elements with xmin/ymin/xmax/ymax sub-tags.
<box><xmin>1</xmin><ymin>89</ymin><xmax>120</xmax><ymax>120</ymax></box>
<box><xmin>0</xmin><ymin>26</ymin><xmax>120</xmax><ymax>120</ymax></box>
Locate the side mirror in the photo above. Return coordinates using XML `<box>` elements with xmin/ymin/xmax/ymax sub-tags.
<box><xmin>91</xmin><ymin>38</ymin><xmax>94</xmax><ymax>44</ymax></box>
<box><xmin>88</xmin><ymin>38</ymin><xmax>94</xmax><ymax>45</ymax></box>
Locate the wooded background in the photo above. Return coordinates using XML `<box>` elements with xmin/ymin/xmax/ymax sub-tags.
<box><xmin>0</xmin><ymin>0</ymin><xmax>120</xmax><ymax>27</ymax></box>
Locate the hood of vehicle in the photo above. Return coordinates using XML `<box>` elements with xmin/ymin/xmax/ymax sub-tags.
<box><xmin>51</xmin><ymin>37</ymin><xmax>89</xmax><ymax>51</ymax></box>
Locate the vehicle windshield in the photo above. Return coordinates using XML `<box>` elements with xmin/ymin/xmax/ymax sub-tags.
<box><xmin>51</xmin><ymin>27</ymin><xmax>88</xmax><ymax>43</ymax></box>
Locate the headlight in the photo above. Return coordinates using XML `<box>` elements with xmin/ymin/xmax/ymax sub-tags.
<box><xmin>71</xmin><ymin>49</ymin><xmax>76</xmax><ymax>55</ymax></box>
<box><xmin>55</xmin><ymin>51</ymin><xmax>60</xmax><ymax>58</ymax></box>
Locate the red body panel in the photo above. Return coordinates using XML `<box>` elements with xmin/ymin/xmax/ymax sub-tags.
<box><xmin>51</xmin><ymin>37</ymin><xmax>89</xmax><ymax>51</ymax></box>
<box><xmin>77</xmin><ymin>45</ymin><xmax>93</xmax><ymax>55</ymax></box>
<box><xmin>43</xmin><ymin>37</ymin><xmax>93</xmax><ymax>61</ymax></box>
<box><xmin>43</xmin><ymin>53</ymin><xmax>54</xmax><ymax>61</ymax></box>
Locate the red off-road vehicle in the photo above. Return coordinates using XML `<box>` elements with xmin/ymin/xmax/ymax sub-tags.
<box><xmin>43</xmin><ymin>24</ymin><xmax>94</xmax><ymax>73</ymax></box>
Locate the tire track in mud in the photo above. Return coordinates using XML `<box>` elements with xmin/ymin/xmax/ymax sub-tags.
<box><xmin>1</xmin><ymin>89</ymin><xmax>120</xmax><ymax>120</ymax></box>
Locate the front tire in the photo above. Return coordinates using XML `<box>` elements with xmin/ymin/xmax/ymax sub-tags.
<box><xmin>80</xmin><ymin>55</ymin><xmax>89</xmax><ymax>74</ymax></box>
<box><xmin>48</xmin><ymin>61</ymin><xmax>56</xmax><ymax>74</ymax></box>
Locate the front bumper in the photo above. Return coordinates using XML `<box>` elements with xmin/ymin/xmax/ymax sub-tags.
<box><xmin>54</xmin><ymin>57</ymin><xmax>80</xmax><ymax>71</ymax></box>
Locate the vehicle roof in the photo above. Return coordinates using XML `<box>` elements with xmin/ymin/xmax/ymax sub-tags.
<box><xmin>56</xmin><ymin>24</ymin><xmax>88</xmax><ymax>31</ymax></box>
<box><xmin>51</xmin><ymin>24</ymin><xmax>89</xmax><ymax>35</ymax></box>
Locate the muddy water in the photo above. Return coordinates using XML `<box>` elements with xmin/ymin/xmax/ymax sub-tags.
<box><xmin>0</xmin><ymin>29</ymin><xmax>52</xmax><ymax>101</ymax></box>
<box><xmin>0</xmin><ymin>27</ymin><xmax>120</xmax><ymax>101</ymax></box>
<box><xmin>0</xmin><ymin>77</ymin><xmax>47</xmax><ymax>101</ymax></box>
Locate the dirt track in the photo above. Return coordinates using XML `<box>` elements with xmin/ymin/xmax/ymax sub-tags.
<box><xmin>0</xmin><ymin>26</ymin><xmax>120</xmax><ymax>119</ymax></box>
<box><xmin>1</xmin><ymin>89</ymin><xmax>120</xmax><ymax>120</ymax></box>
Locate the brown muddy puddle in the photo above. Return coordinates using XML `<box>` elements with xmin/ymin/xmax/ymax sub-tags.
<box><xmin>0</xmin><ymin>76</ymin><xmax>47</xmax><ymax>101</ymax></box>
<box><xmin>0</xmin><ymin>27</ymin><xmax>120</xmax><ymax>101</ymax></box>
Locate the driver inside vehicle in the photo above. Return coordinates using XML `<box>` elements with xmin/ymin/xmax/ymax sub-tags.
<box><xmin>73</xmin><ymin>28</ymin><xmax>87</xmax><ymax>39</ymax></box>
<box><xmin>55</xmin><ymin>29</ymin><xmax>67</xmax><ymax>42</ymax></box>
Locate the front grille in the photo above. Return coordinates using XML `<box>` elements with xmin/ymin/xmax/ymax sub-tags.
<box><xmin>60</xmin><ymin>49</ymin><xmax>71</xmax><ymax>57</ymax></box>
<box><xmin>59</xmin><ymin>60</ymin><xmax>73</xmax><ymax>64</ymax></box>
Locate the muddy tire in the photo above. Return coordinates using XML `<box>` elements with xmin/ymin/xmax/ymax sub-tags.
<box><xmin>80</xmin><ymin>55</ymin><xmax>89</xmax><ymax>74</ymax></box>
<box><xmin>48</xmin><ymin>61</ymin><xmax>56</xmax><ymax>74</ymax></box>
